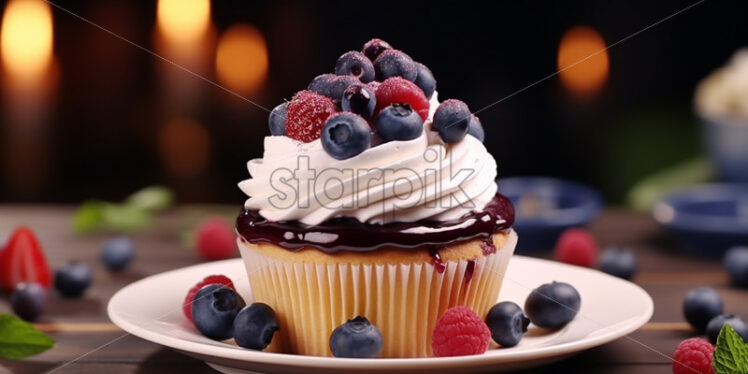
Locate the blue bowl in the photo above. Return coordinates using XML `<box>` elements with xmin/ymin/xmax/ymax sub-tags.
<box><xmin>703</xmin><ymin>116</ymin><xmax>748</xmax><ymax>182</ymax></box>
<box><xmin>497</xmin><ymin>177</ymin><xmax>603</xmax><ymax>252</ymax></box>
<box><xmin>654</xmin><ymin>183</ymin><xmax>748</xmax><ymax>258</ymax></box>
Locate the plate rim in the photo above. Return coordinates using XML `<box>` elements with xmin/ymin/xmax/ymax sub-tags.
<box><xmin>107</xmin><ymin>256</ymin><xmax>653</xmax><ymax>370</ymax></box>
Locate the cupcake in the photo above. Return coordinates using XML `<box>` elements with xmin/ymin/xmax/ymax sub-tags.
<box><xmin>236</xmin><ymin>39</ymin><xmax>517</xmax><ymax>357</ymax></box>
<box><xmin>695</xmin><ymin>48</ymin><xmax>748</xmax><ymax>182</ymax></box>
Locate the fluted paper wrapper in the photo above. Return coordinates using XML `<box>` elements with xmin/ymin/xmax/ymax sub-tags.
<box><xmin>238</xmin><ymin>231</ymin><xmax>517</xmax><ymax>357</ymax></box>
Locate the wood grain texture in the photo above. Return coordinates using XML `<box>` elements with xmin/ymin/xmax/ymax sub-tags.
<box><xmin>33</xmin><ymin>323</ymin><xmax>123</xmax><ymax>333</ymax></box>
<box><xmin>0</xmin><ymin>207</ymin><xmax>746</xmax><ymax>374</ymax></box>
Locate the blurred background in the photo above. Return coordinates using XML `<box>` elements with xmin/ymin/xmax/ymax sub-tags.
<box><xmin>0</xmin><ymin>0</ymin><xmax>746</xmax><ymax>205</ymax></box>
<box><xmin>1</xmin><ymin>4</ymin><xmax>748</xmax><ymax>369</ymax></box>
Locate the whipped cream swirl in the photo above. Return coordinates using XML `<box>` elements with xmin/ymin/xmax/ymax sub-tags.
<box><xmin>239</xmin><ymin>93</ymin><xmax>498</xmax><ymax>226</ymax></box>
<box><xmin>696</xmin><ymin>48</ymin><xmax>748</xmax><ymax>120</ymax></box>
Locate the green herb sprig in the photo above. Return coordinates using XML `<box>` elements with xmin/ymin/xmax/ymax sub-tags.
<box><xmin>713</xmin><ymin>324</ymin><xmax>748</xmax><ymax>374</ymax></box>
<box><xmin>0</xmin><ymin>314</ymin><xmax>55</xmax><ymax>360</ymax></box>
<box><xmin>72</xmin><ymin>185</ymin><xmax>174</xmax><ymax>234</ymax></box>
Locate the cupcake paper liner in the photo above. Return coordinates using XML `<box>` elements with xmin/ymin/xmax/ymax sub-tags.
<box><xmin>237</xmin><ymin>230</ymin><xmax>517</xmax><ymax>357</ymax></box>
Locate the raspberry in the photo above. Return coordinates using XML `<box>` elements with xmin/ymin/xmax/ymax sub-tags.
<box><xmin>285</xmin><ymin>90</ymin><xmax>338</xmax><ymax>142</ymax></box>
<box><xmin>183</xmin><ymin>275</ymin><xmax>235</xmax><ymax>322</ymax></box>
<box><xmin>375</xmin><ymin>77</ymin><xmax>429</xmax><ymax>122</ymax></box>
<box><xmin>196</xmin><ymin>218</ymin><xmax>237</xmax><ymax>261</ymax></box>
<box><xmin>672</xmin><ymin>338</ymin><xmax>714</xmax><ymax>374</ymax></box>
<box><xmin>431</xmin><ymin>306</ymin><xmax>491</xmax><ymax>357</ymax></box>
<box><xmin>553</xmin><ymin>228</ymin><xmax>599</xmax><ymax>267</ymax></box>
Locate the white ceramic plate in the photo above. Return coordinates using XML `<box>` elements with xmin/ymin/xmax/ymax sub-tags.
<box><xmin>108</xmin><ymin>256</ymin><xmax>653</xmax><ymax>374</ymax></box>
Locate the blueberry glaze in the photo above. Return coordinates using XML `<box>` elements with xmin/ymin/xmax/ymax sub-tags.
<box><xmin>236</xmin><ymin>193</ymin><xmax>514</xmax><ymax>253</ymax></box>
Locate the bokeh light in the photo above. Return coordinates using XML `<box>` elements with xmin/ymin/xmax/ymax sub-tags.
<box><xmin>0</xmin><ymin>0</ymin><xmax>53</xmax><ymax>82</ymax></box>
<box><xmin>158</xmin><ymin>118</ymin><xmax>211</xmax><ymax>178</ymax></box>
<box><xmin>156</xmin><ymin>0</ymin><xmax>210</xmax><ymax>45</ymax></box>
<box><xmin>215</xmin><ymin>24</ymin><xmax>268</xmax><ymax>94</ymax></box>
<box><xmin>557</xmin><ymin>26</ymin><xmax>609</xmax><ymax>95</ymax></box>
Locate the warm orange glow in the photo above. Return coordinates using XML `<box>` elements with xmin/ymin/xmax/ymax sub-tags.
<box><xmin>1</xmin><ymin>0</ymin><xmax>53</xmax><ymax>82</ymax></box>
<box><xmin>557</xmin><ymin>26</ymin><xmax>609</xmax><ymax>95</ymax></box>
<box><xmin>157</xmin><ymin>0</ymin><xmax>210</xmax><ymax>46</ymax></box>
<box><xmin>215</xmin><ymin>24</ymin><xmax>268</xmax><ymax>94</ymax></box>
<box><xmin>158</xmin><ymin>118</ymin><xmax>210</xmax><ymax>178</ymax></box>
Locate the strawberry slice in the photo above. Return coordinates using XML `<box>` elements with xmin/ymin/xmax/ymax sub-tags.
<box><xmin>183</xmin><ymin>275</ymin><xmax>235</xmax><ymax>322</ymax></box>
<box><xmin>0</xmin><ymin>227</ymin><xmax>52</xmax><ymax>293</ymax></box>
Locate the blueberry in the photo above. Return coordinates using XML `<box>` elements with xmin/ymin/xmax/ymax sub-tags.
<box><xmin>414</xmin><ymin>62</ymin><xmax>436</xmax><ymax>99</ymax></box>
<box><xmin>321</xmin><ymin>113</ymin><xmax>371</xmax><ymax>160</ymax></box>
<box><xmin>329</xmin><ymin>316</ymin><xmax>383</xmax><ymax>358</ymax></box>
<box><xmin>335</xmin><ymin>51</ymin><xmax>375</xmax><ymax>83</ymax></box>
<box><xmin>373</xmin><ymin>50</ymin><xmax>417</xmax><ymax>82</ymax></box>
<box><xmin>10</xmin><ymin>282</ymin><xmax>46</xmax><ymax>321</ymax></box>
<box><xmin>724</xmin><ymin>246</ymin><xmax>748</xmax><ymax>288</ymax></box>
<box><xmin>308</xmin><ymin>73</ymin><xmax>336</xmax><ymax>97</ymax></box>
<box><xmin>524</xmin><ymin>281</ymin><xmax>581</xmax><ymax>328</ymax></box>
<box><xmin>362</xmin><ymin>38</ymin><xmax>392</xmax><ymax>61</ymax></box>
<box><xmin>233</xmin><ymin>303</ymin><xmax>279</xmax><ymax>350</ymax></box>
<box><xmin>598</xmin><ymin>247</ymin><xmax>638</xmax><ymax>280</ymax></box>
<box><xmin>327</xmin><ymin>75</ymin><xmax>360</xmax><ymax>101</ymax></box>
<box><xmin>706</xmin><ymin>314</ymin><xmax>748</xmax><ymax>344</ymax></box>
<box><xmin>683</xmin><ymin>287</ymin><xmax>723</xmax><ymax>333</ymax></box>
<box><xmin>101</xmin><ymin>237</ymin><xmax>135</xmax><ymax>272</ymax></box>
<box><xmin>191</xmin><ymin>284</ymin><xmax>246</xmax><ymax>340</ymax></box>
<box><xmin>374</xmin><ymin>103</ymin><xmax>423</xmax><ymax>142</ymax></box>
<box><xmin>467</xmin><ymin>115</ymin><xmax>485</xmax><ymax>142</ymax></box>
<box><xmin>54</xmin><ymin>262</ymin><xmax>92</xmax><ymax>298</ymax></box>
<box><xmin>342</xmin><ymin>84</ymin><xmax>376</xmax><ymax>119</ymax></box>
<box><xmin>268</xmin><ymin>103</ymin><xmax>287</xmax><ymax>136</ymax></box>
<box><xmin>485</xmin><ymin>301</ymin><xmax>530</xmax><ymax>347</ymax></box>
<box><xmin>432</xmin><ymin>99</ymin><xmax>471</xmax><ymax>143</ymax></box>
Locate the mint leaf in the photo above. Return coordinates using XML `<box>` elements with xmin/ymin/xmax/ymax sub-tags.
<box><xmin>101</xmin><ymin>203</ymin><xmax>151</xmax><ymax>232</ymax></box>
<box><xmin>125</xmin><ymin>186</ymin><xmax>174</xmax><ymax>212</ymax></box>
<box><xmin>71</xmin><ymin>200</ymin><xmax>104</xmax><ymax>234</ymax></box>
<box><xmin>72</xmin><ymin>186</ymin><xmax>173</xmax><ymax>235</ymax></box>
<box><xmin>0</xmin><ymin>314</ymin><xmax>55</xmax><ymax>360</ymax></box>
<box><xmin>713</xmin><ymin>324</ymin><xmax>748</xmax><ymax>374</ymax></box>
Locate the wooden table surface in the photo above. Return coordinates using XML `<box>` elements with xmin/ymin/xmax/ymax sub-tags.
<box><xmin>0</xmin><ymin>206</ymin><xmax>745</xmax><ymax>374</ymax></box>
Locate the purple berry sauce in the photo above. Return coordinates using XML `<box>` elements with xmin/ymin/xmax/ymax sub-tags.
<box><xmin>237</xmin><ymin>193</ymin><xmax>514</xmax><ymax>253</ymax></box>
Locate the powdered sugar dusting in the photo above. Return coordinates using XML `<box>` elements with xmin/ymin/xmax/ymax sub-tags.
<box><xmin>285</xmin><ymin>90</ymin><xmax>338</xmax><ymax>142</ymax></box>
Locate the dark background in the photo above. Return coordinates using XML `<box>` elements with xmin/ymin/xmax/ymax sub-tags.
<box><xmin>0</xmin><ymin>0</ymin><xmax>745</xmax><ymax>205</ymax></box>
